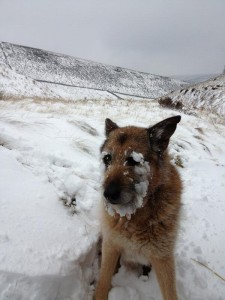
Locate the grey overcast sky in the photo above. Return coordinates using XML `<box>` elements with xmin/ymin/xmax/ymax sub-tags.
<box><xmin>0</xmin><ymin>0</ymin><xmax>225</xmax><ymax>76</ymax></box>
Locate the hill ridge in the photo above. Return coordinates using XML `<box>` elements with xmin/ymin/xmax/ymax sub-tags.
<box><xmin>0</xmin><ymin>42</ymin><xmax>184</xmax><ymax>99</ymax></box>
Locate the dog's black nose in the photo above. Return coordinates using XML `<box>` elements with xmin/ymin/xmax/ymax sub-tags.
<box><xmin>104</xmin><ymin>181</ymin><xmax>121</xmax><ymax>204</ymax></box>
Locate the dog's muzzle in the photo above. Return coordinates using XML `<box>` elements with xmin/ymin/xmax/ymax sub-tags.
<box><xmin>103</xmin><ymin>180</ymin><xmax>121</xmax><ymax>204</ymax></box>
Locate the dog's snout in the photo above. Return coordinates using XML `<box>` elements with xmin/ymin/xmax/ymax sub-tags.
<box><xmin>104</xmin><ymin>181</ymin><xmax>121</xmax><ymax>204</ymax></box>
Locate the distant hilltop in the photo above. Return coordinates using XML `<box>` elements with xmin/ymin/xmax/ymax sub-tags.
<box><xmin>159</xmin><ymin>73</ymin><xmax>225</xmax><ymax>117</ymax></box>
<box><xmin>0</xmin><ymin>42</ymin><xmax>185</xmax><ymax>99</ymax></box>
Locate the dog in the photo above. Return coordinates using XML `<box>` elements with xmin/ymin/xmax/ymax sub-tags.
<box><xmin>94</xmin><ymin>116</ymin><xmax>182</xmax><ymax>300</ymax></box>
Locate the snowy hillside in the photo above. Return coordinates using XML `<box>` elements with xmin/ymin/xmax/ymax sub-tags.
<box><xmin>159</xmin><ymin>75</ymin><xmax>225</xmax><ymax>118</ymax></box>
<box><xmin>171</xmin><ymin>74</ymin><xmax>219</xmax><ymax>84</ymax></box>
<box><xmin>0</xmin><ymin>65</ymin><xmax>118</xmax><ymax>101</ymax></box>
<box><xmin>0</xmin><ymin>42</ymin><xmax>184</xmax><ymax>99</ymax></box>
<box><xmin>0</xmin><ymin>93</ymin><xmax>225</xmax><ymax>299</ymax></box>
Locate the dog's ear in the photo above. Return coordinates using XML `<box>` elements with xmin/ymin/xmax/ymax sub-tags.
<box><xmin>148</xmin><ymin>116</ymin><xmax>181</xmax><ymax>154</ymax></box>
<box><xmin>105</xmin><ymin>118</ymin><xmax>119</xmax><ymax>136</ymax></box>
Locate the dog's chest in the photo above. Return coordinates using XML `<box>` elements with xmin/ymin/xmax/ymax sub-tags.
<box><xmin>121</xmin><ymin>244</ymin><xmax>149</xmax><ymax>266</ymax></box>
<box><xmin>103</xmin><ymin>220</ymin><xmax>152</xmax><ymax>265</ymax></box>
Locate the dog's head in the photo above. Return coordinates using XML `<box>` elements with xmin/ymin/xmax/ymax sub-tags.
<box><xmin>100</xmin><ymin>116</ymin><xmax>181</xmax><ymax>218</ymax></box>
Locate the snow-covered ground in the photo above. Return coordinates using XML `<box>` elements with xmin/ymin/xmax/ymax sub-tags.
<box><xmin>0</xmin><ymin>95</ymin><xmax>225</xmax><ymax>300</ymax></box>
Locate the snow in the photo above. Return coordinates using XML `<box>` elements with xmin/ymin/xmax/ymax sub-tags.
<box><xmin>130</xmin><ymin>151</ymin><xmax>144</xmax><ymax>163</ymax></box>
<box><xmin>0</xmin><ymin>42</ymin><xmax>185</xmax><ymax>99</ymax></box>
<box><xmin>102</xmin><ymin>151</ymin><xmax>150</xmax><ymax>219</ymax></box>
<box><xmin>160</xmin><ymin>74</ymin><xmax>225</xmax><ymax>117</ymax></box>
<box><xmin>1</xmin><ymin>66</ymin><xmax>225</xmax><ymax>299</ymax></box>
<box><xmin>0</xmin><ymin>65</ymin><xmax>118</xmax><ymax>101</ymax></box>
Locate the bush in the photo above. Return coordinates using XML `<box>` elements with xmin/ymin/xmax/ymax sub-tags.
<box><xmin>158</xmin><ymin>97</ymin><xmax>183</xmax><ymax>110</ymax></box>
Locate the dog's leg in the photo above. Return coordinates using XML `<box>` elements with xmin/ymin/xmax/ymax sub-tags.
<box><xmin>94</xmin><ymin>240</ymin><xmax>120</xmax><ymax>300</ymax></box>
<box><xmin>151</xmin><ymin>255</ymin><xmax>178</xmax><ymax>300</ymax></box>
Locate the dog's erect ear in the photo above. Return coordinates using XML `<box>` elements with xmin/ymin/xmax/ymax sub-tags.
<box><xmin>148</xmin><ymin>115</ymin><xmax>181</xmax><ymax>154</ymax></box>
<box><xmin>105</xmin><ymin>118</ymin><xmax>119</xmax><ymax>136</ymax></box>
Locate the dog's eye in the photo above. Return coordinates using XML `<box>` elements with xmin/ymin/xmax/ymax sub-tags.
<box><xmin>103</xmin><ymin>154</ymin><xmax>112</xmax><ymax>166</ymax></box>
<box><xmin>126</xmin><ymin>157</ymin><xmax>139</xmax><ymax>167</ymax></box>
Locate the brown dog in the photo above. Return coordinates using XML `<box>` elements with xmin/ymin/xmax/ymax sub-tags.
<box><xmin>94</xmin><ymin>116</ymin><xmax>182</xmax><ymax>300</ymax></box>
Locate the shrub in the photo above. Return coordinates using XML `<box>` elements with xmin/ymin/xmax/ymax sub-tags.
<box><xmin>158</xmin><ymin>97</ymin><xmax>183</xmax><ymax>110</ymax></box>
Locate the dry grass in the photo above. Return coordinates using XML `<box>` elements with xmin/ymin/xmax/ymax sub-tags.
<box><xmin>158</xmin><ymin>97</ymin><xmax>183</xmax><ymax>110</ymax></box>
<box><xmin>69</xmin><ymin>120</ymin><xmax>99</xmax><ymax>136</ymax></box>
<box><xmin>61</xmin><ymin>196</ymin><xmax>77</xmax><ymax>215</ymax></box>
<box><xmin>191</xmin><ymin>258</ymin><xmax>225</xmax><ymax>282</ymax></box>
<box><xmin>174</xmin><ymin>155</ymin><xmax>184</xmax><ymax>168</ymax></box>
<box><xmin>0</xmin><ymin>91</ymin><xmax>4</xmax><ymax>100</ymax></box>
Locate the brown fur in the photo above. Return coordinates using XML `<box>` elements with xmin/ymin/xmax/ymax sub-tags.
<box><xmin>94</xmin><ymin>116</ymin><xmax>182</xmax><ymax>300</ymax></box>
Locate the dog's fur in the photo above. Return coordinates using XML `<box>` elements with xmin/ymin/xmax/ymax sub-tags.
<box><xmin>94</xmin><ymin>116</ymin><xmax>182</xmax><ymax>300</ymax></box>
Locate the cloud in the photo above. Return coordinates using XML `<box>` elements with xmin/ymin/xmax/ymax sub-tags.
<box><xmin>0</xmin><ymin>0</ymin><xmax>225</xmax><ymax>75</ymax></box>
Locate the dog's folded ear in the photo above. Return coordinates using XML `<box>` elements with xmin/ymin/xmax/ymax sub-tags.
<box><xmin>105</xmin><ymin>118</ymin><xmax>119</xmax><ymax>136</ymax></box>
<box><xmin>148</xmin><ymin>115</ymin><xmax>181</xmax><ymax>154</ymax></box>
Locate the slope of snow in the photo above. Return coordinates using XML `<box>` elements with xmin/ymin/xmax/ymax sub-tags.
<box><xmin>0</xmin><ymin>65</ymin><xmax>118</xmax><ymax>101</ymax></box>
<box><xmin>0</xmin><ymin>42</ymin><xmax>185</xmax><ymax>99</ymax></box>
<box><xmin>0</xmin><ymin>96</ymin><xmax>225</xmax><ymax>300</ymax></box>
<box><xmin>159</xmin><ymin>75</ymin><xmax>225</xmax><ymax>117</ymax></box>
